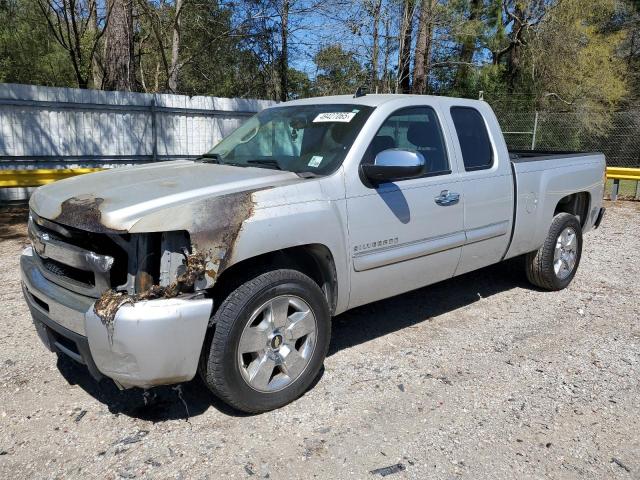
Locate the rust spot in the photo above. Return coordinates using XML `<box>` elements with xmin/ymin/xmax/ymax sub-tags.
<box><xmin>217</xmin><ymin>192</ymin><xmax>254</xmax><ymax>273</ymax></box>
<box><xmin>135</xmin><ymin>270</ymin><xmax>155</xmax><ymax>293</ymax></box>
<box><xmin>93</xmin><ymin>251</ymin><xmax>207</xmax><ymax>341</ymax></box>
<box><xmin>93</xmin><ymin>189</ymin><xmax>258</xmax><ymax>332</ymax></box>
<box><xmin>190</xmin><ymin>190</ymin><xmax>255</xmax><ymax>286</ymax></box>
<box><xmin>134</xmin><ymin>250</ymin><xmax>206</xmax><ymax>299</ymax></box>
<box><xmin>174</xmin><ymin>250</ymin><xmax>207</xmax><ymax>288</ymax></box>
<box><xmin>55</xmin><ymin>195</ymin><xmax>125</xmax><ymax>234</ymax></box>
<box><xmin>93</xmin><ymin>290</ymin><xmax>135</xmax><ymax>343</ymax></box>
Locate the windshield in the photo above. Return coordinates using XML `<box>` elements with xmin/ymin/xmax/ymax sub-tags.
<box><xmin>206</xmin><ymin>104</ymin><xmax>374</xmax><ymax>176</ymax></box>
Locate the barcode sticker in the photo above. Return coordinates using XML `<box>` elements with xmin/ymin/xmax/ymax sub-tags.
<box><xmin>313</xmin><ymin>112</ymin><xmax>357</xmax><ymax>123</ymax></box>
<box><xmin>308</xmin><ymin>156</ymin><xmax>323</xmax><ymax>167</ymax></box>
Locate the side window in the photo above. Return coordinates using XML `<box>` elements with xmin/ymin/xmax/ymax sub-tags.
<box><xmin>363</xmin><ymin>107</ymin><xmax>450</xmax><ymax>176</ymax></box>
<box><xmin>450</xmin><ymin>107</ymin><xmax>493</xmax><ymax>171</ymax></box>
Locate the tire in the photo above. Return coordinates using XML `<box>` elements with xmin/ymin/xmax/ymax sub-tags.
<box><xmin>200</xmin><ymin>269</ymin><xmax>331</xmax><ymax>413</ymax></box>
<box><xmin>525</xmin><ymin>213</ymin><xmax>583</xmax><ymax>291</ymax></box>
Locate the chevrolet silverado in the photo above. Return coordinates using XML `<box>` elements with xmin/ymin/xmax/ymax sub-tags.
<box><xmin>21</xmin><ymin>94</ymin><xmax>606</xmax><ymax>413</ymax></box>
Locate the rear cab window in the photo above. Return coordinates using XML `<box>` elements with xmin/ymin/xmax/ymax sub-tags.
<box><xmin>450</xmin><ymin>107</ymin><xmax>493</xmax><ymax>171</ymax></box>
<box><xmin>363</xmin><ymin>106</ymin><xmax>450</xmax><ymax>178</ymax></box>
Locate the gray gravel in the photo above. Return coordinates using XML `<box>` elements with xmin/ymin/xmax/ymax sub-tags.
<box><xmin>0</xmin><ymin>201</ymin><xmax>639</xmax><ymax>480</ymax></box>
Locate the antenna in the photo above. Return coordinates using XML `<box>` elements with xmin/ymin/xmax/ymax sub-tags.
<box><xmin>354</xmin><ymin>86</ymin><xmax>367</xmax><ymax>98</ymax></box>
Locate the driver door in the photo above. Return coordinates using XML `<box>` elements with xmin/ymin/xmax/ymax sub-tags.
<box><xmin>346</xmin><ymin>106</ymin><xmax>464</xmax><ymax>309</ymax></box>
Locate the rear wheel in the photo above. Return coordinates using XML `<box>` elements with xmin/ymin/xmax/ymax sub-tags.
<box><xmin>525</xmin><ymin>213</ymin><xmax>583</xmax><ymax>291</ymax></box>
<box><xmin>200</xmin><ymin>269</ymin><xmax>330</xmax><ymax>413</ymax></box>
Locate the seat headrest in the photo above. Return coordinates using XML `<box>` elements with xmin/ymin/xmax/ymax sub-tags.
<box><xmin>370</xmin><ymin>135</ymin><xmax>395</xmax><ymax>154</ymax></box>
<box><xmin>330</xmin><ymin>124</ymin><xmax>350</xmax><ymax>144</ymax></box>
<box><xmin>407</xmin><ymin>122</ymin><xmax>438</xmax><ymax>148</ymax></box>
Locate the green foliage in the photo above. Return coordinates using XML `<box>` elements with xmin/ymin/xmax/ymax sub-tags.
<box><xmin>135</xmin><ymin>0</ymin><xmax>274</xmax><ymax>98</ymax></box>
<box><xmin>618</xmin><ymin>1</ymin><xmax>640</xmax><ymax>106</ymax></box>
<box><xmin>171</xmin><ymin>3</ymin><xmax>266</xmax><ymax>98</ymax></box>
<box><xmin>286</xmin><ymin>68</ymin><xmax>313</xmax><ymax>99</ymax></box>
<box><xmin>313</xmin><ymin>44</ymin><xmax>367</xmax><ymax>96</ymax></box>
<box><xmin>0</xmin><ymin>0</ymin><xmax>637</xmax><ymax>117</ymax></box>
<box><xmin>527</xmin><ymin>0</ymin><xmax>629</xmax><ymax>132</ymax></box>
<box><xmin>0</xmin><ymin>0</ymin><xmax>75</xmax><ymax>86</ymax></box>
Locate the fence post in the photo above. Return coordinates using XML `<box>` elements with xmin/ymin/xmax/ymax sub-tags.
<box><xmin>151</xmin><ymin>94</ymin><xmax>158</xmax><ymax>162</ymax></box>
<box><xmin>611</xmin><ymin>179</ymin><xmax>619</xmax><ymax>201</ymax></box>
<box><xmin>635</xmin><ymin>180</ymin><xmax>640</xmax><ymax>200</ymax></box>
<box><xmin>531</xmin><ymin>111</ymin><xmax>539</xmax><ymax>150</ymax></box>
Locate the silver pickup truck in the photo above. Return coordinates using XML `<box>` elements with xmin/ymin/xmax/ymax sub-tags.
<box><xmin>21</xmin><ymin>94</ymin><xmax>606</xmax><ymax>412</ymax></box>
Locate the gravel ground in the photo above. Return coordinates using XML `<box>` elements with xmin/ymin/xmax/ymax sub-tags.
<box><xmin>0</xmin><ymin>201</ymin><xmax>638</xmax><ymax>480</ymax></box>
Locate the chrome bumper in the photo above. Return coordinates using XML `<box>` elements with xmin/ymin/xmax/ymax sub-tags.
<box><xmin>21</xmin><ymin>246</ymin><xmax>213</xmax><ymax>389</ymax></box>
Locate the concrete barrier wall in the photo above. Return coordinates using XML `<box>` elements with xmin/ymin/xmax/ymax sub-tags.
<box><xmin>0</xmin><ymin>83</ymin><xmax>275</xmax><ymax>200</ymax></box>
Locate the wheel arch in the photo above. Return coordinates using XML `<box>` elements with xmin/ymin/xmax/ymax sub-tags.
<box><xmin>554</xmin><ymin>191</ymin><xmax>591</xmax><ymax>228</ymax></box>
<box><xmin>210</xmin><ymin>244</ymin><xmax>339</xmax><ymax>315</ymax></box>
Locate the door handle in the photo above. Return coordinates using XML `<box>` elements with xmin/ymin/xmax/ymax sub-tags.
<box><xmin>435</xmin><ymin>190</ymin><xmax>460</xmax><ymax>206</ymax></box>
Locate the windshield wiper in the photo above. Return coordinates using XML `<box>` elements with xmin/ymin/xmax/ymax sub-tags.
<box><xmin>195</xmin><ymin>153</ymin><xmax>221</xmax><ymax>164</ymax></box>
<box><xmin>195</xmin><ymin>154</ymin><xmax>245</xmax><ymax>168</ymax></box>
<box><xmin>296</xmin><ymin>171</ymin><xmax>321</xmax><ymax>178</ymax></box>
<box><xmin>246</xmin><ymin>159</ymin><xmax>282</xmax><ymax>170</ymax></box>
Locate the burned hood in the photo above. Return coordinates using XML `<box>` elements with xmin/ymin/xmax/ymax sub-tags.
<box><xmin>29</xmin><ymin>160</ymin><xmax>302</xmax><ymax>233</ymax></box>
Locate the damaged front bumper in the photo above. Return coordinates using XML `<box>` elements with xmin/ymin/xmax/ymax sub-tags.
<box><xmin>21</xmin><ymin>246</ymin><xmax>213</xmax><ymax>389</ymax></box>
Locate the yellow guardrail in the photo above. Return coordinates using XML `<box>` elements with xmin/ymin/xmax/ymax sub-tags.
<box><xmin>0</xmin><ymin>165</ymin><xmax>638</xmax><ymax>190</ymax></box>
<box><xmin>0</xmin><ymin>168</ymin><xmax>104</xmax><ymax>188</ymax></box>
<box><xmin>606</xmin><ymin>167</ymin><xmax>640</xmax><ymax>200</ymax></box>
<box><xmin>606</xmin><ymin>167</ymin><xmax>640</xmax><ymax>181</ymax></box>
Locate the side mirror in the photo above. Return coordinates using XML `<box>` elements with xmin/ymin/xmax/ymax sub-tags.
<box><xmin>362</xmin><ymin>149</ymin><xmax>425</xmax><ymax>185</ymax></box>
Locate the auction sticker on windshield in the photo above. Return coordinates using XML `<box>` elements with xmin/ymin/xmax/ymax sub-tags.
<box><xmin>308</xmin><ymin>156</ymin><xmax>323</xmax><ymax>167</ymax></box>
<box><xmin>313</xmin><ymin>112</ymin><xmax>357</xmax><ymax>123</ymax></box>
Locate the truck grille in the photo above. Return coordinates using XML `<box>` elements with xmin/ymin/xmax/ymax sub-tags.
<box><xmin>42</xmin><ymin>258</ymin><xmax>95</xmax><ymax>286</ymax></box>
<box><xmin>28</xmin><ymin>211</ymin><xmax>129</xmax><ymax>298</ymax></box>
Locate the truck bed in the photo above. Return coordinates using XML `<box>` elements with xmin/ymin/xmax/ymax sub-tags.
<box><xmin>504</xmin><ymin>149</ymin><xmax>606</xmax><ymax>261</ymax></box>
<box><xmin>509</xmin><ymin>150</ymin><xmax>603</xmax><ymax>163</ymax></box>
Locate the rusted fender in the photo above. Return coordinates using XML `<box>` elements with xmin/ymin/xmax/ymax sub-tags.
<box><xmin>128</xmin><ymin>178</ymin><xmax>352</xmax><ymax>313</ymax></box>
<box><xmin>28</xmin><ymin>161</ymin><xmax>351</xmax><ymax>314</ymax></box>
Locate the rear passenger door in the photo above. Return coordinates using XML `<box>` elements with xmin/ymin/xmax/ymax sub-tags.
<box><xmin>346</xmin><ymin>106</ymin><xmax>465</xmax><ymax>309</ymax></box>
<box><xmin>448</xmin><ymin>106</ymin><xmax>513</xmax><ymax>275</ymax></box>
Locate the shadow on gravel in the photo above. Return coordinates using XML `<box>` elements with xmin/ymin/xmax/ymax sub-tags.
<box><xmin>0</xmin><ymin>204</ymin><xmax>29</xmax><ymax>240</ymax></box>
<box><xmin>56</xmin><ymin>355</ymin><xmax>245</xmax><ymax>421</ymax></box>
<box><xmin>54</xmin><ymin>258</ymin><xmax>526</xmax><ymax>421</ymax></box>
<box><xmin>56</xmin><ymin>354</ymin><xmax>325</xmax><ymax>421</ymax></box>
<box><xmin>328</xmin><ymin>258</ymin><xmax>528</xmax><ymax>356</ymax></box>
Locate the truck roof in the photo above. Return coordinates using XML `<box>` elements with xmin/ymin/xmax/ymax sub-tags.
<box><xmin>276</xmin><ymin>94</ymin><xmax>486</xmax><ymax>109</ymax></box>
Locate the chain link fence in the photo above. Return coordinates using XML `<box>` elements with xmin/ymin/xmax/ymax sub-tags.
<box><xmin>490</xmin><ymin>109</ymin><xmax>640</xmax><ymax>168</ymax></box>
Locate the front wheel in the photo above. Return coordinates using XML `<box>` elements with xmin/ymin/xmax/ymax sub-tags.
<box><xmin>200</xmin><ymin>269</ymin><xmax>331</xmax><ymax>413</ymax></box>
<box><xmin>525</xmin><ymin>212</ymin><xmax>583</xmax><ymax>291</ymax></box>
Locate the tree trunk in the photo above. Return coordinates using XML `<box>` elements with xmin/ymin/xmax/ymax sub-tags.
<box><xmin>397</xmin><ymin>0</ymin><xmax>414</xmax><ymax>93</ymax></box>
<box><xmin>506</xmin><ymin>44</ymin><xmax>521</xmax><ymax>92</ymax></box>
<box><xmin>279</xmin><ymin>0</ymin><xmax>289</xmax><ymax>102</ymax></box>
<box><xmin>370</xmin><ymin>0</ymin><xmax>382</xmax><ymax>92</ymax></box>
<box><xmin>454</xmin><ymin>0</ymin><xmax>482</xmax><ymax>90</ymax></box>
<box><xmin>88</xmin><ymin>0</ymin><xmax>103</xmax><ymax>88</ymax></box>
<box><xmin>103</xmin><ymin>0</ymin><xmax>136</xmax><ymax>91</ymax></box>
<box><xmin>382</xmin><ymin>16</ymin><xmax>391</xmax><ymax>93</ymax></box>
<box><xmin>412</xmin><ymin>0</ymin><xmax>434</xmax><ymax>94</ymax></box>
<box><xmin>154</xmin><ymin>61</ymin><xmax>160</xmax><ymax>92</ymax></box>
<box><xmin>505</xmin><ymin>4</ymin><xmax>524</xmax><ymax>92</ymax></box>
<box><xmin>63</xmin><ymin>0</ymin><xmax>89</xmax><ymax>88</ymax></box>
<box><xmin>168</xmin><ymin>0</ymin><xmax>183</xmax><ymax>92</ymax></box>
